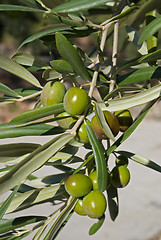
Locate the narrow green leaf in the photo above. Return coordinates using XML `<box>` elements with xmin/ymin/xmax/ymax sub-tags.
<box><xmin>0</xmin><ymin>185</ymin><xmax>20</xmax><ymax>220</ymax></box>
<box><xmin>106</xmin><ymin>99</ymin><xmax>158</xmax><ymax>156</ymax></box>
<box><xmin>42</xmin><ymin>68</ymin><xmax>62</xmax><ymax>81</ymax></box>
<box><xmin>51</xmin><ymin>0</ymin><xmax>111</xmax><ymax>13</ymax></box>
<box><xmin>94</xmin><ymin>102</ymin><xmax>115</xmax><ymax>141</ymax></box>
<box><xmin>139</xmin><ymin>15</ymin><xmax>161</xmax><ymax>44</ymax></box>
<box><xmin>0</xmin><ymin>54</ymin><xmax>42</xmax><ymax>88</ymax></box>
<box><xmin>117</xmin><ymin>151</ymin><xmax>161</xmax><ymax>173</ymax></box>
<box><xmin>0</xmin><ymin>4</ymin><xmax>44</xmax><ymax>12</ymax></box>
<box><xmin>0</xmin><ymin>143</ymin><xmax>40</xmax><ymax>158</ymax></box>
<box><xmin>106</xmin><ymin>185</ymin><xmax>119</xmax><ymax>221</ymax></box>
<box><xmin>0</xmin><ymin>216</ymin><xmax>47</xmax><ymax>234</ymax></box>
<box><xmin>117</xmin><ymin>67</ymin><xmax>161</xmax><ymax>86</ymax></box>
<box><xmin>44</xmin><ymin>197</ymin><xmax>76</xmax><ymax>240</ymax></box>
<box><xmin>10</xmin><ymin>103</ymin><xmax>64</xmax><ymax>124</ymax></box>
<box><xmin>89</xmin><ymin>214</ymin><xmax>105</xmax><ymax>235</ymax></box>
<box><xmin>55</xmin><ymin>32</ymin><xmax>91</xmax><ymax>81</ymax></box>
<box><xmin>12</xmin><ymin>52</ymin><xmax>48</xmax><ymax>69</ymax></box>
<box><xmin>18</xmin><ymin>26</ymin><xmax>95</xmax><ymax>50</ymax></box>
<box><xmin>0</xmin><ymin>133</ymin><xmax>73</xmax><ymax>196</ymax></box>
<box><xmin>103</xmin><ymin>86</ymin><xmax>141</xmax><ymax>101</ymax></box>
<box><xmin>50</xmin><ymin>60</ymin><xmax>74</xmax><ymax>73</ymax></box>
<box><xmin>99</xmin><ymin>84</ymin><xmax>161</xmax><ymax>112</ymax></box>
<box><xmin>0</xmin><ymin>124</ymin><xmax>63</xmax><ymax>139</ymax></box>
<box><xmin>0</xmin><ymin>83</ymin><xmax>19</xmax><ymax>98</ymax></box>
<box><xmin>1</xmin><ymin>185</ymin><xmax>64</xmax><ymax>214</ymax></box>
<box><xmin>85</xmin><ymin>122</ymin><xmax>107</xmax><ymax>192</ymax></box>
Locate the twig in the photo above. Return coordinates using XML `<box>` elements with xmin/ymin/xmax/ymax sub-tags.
<box><xmin>109</xmin><ymin>20</ymin><xmax>119</xmax><ymax>93</ymax></box>
<box><xmin>88</xmin><ymin>21</ymin><xmax>114</xmax><ymax>98</ymax></box>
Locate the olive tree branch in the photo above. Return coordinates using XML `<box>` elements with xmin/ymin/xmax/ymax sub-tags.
<box><xmin>88</xmin><ymin>21</ymin><xmax>114</xmax><ymax>98</ymax></box>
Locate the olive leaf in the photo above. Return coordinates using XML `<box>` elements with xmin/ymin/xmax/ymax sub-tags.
<box><xmin>106</xmin><ymin>185</ymin><xmax>119</xmax><ymax>221</ymax></box>
<box><xmin>85</xmin><ymin>121</ymin><xmax>108</xmax><ymax>192</ymax></box>
<box><xmin>94</xmin><ymin>102</ymin><xmax>115</xmax><ymax>141</ymax></box>
<box><xmin>55</xmin><ymin>32</ymin><xmax>91</xmax><ymax>81</ymax></box>
<box><xmin>0</xmin><ymin>54</ymin><xmax>42</xmax><ymax>89</ymax></box>
<box><xmin>117</xmin><ymin>151</ymin><xmax>161</xmax><ymax>173</ymax></box>
<box><xmin>0</xmin><ymin>133</ymin><xmax>73</xmax><ymax>196</ymax></box>
<box><xmin>89</xmin><ymin>214</ymin><xmax>105</xmax><ymax>235</ymax></box>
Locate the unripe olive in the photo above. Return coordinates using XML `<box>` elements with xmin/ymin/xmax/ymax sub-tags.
<box><xmin>83</xmin><ymin>191</ymin><xmax>107</xmax><ymax>219</ymax></box>
<box><xmin>89</xmin><ymin>170</ymin><xmax>111</xmax><ymax>191</ymax></box>
<box><xmin>65</xmin><ymin>173</ymin><xmax>93</xmax><ymax>198</ymax></box>
<box><xmin>110</xmin><ymin>165</ymin><xmax>130</xmax><ymax>188</ymax></box>
<box><xmin>63</xmin><ymin>87</ymin><xmax>89</xmax><ymax>116</ymax></box>
<box><xmin>89</xmin><ymin>171</ymin><xmax>98</xmax><ymax>191</ymax></box>
<box><xmin>56</xmin><ymin>112</ymin><xmax>76</xmax><ymax>129</ymax></box>
<box><xmin>115</xmin><ymin>109</ymin><xmax>133</xmax><ymax>132</ymax></box>
<box><xmin>41</xmin><ymin>81</ymin><xmax>66</xmax><ymax>106</ymax></box>
<box><xmin>115</xmin><ymin>155</ymin><xmax>129</xmax><ymax>167</ymax></box>
<box><xmin>74</xmin><ymin>199</ymin><xmax>86</xmax><ymax>216</ymax></box>
<box><xmin>91</xmin><ymin>110</ymin><xmax>119</xmax><ymax>139</ymax></box>
<box><xmin>76</xmin><ymin>120</ymin><xmax>91</xmax><ymax>144</ymax></box>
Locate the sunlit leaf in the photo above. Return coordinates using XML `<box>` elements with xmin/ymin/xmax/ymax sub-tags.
<box><xmin>55</xmin><ymin>32</ymin><xmax>91</xmax><ymax>81</ymax></box>
<box><xmin>99</xmin><ymin>84</ymin><xmax>161</xmax><ymax>111</ymax></box>
<box><xmin>0</xmin><ymin>185</ymin><xmax>20</xmax><ymax>220</ymax></box>
<box><xmin>139</xmin><ymin>15</ymin><xmax>161</xmax><ymax>44</ymax></box>
<box><xmin>0</xmin><ymin>216</ymin><xmax>47</xmax><ymax>234</ymax></box>
<box><xmin>117</xmin><ymin>67</ymin><xmax>161</xmax><ymax>86</ymax></box>
<box><xmin>12</xmin><ymin>52</ymin><xmax>48</xmax><ymax>69</ymax></box>
<box><xmin>117</xmin><ymin>151</ymin><xmax>161</xmax><ymax>173</ymax></box>
<box><xmin>0</xmin><ymin>83</ymin><xmax>19</xmax><ymax>98</ymax></box>
<box><xmin>0</xmin><ymin>133</ymin><xmax>73</xmax><ymax>196</ymax></box>
<box><xmin>0</xmin><ymin>54</ymin><xmax>42</xmax><ymax>88</ymax></box>
<box><xmin>1</xmin><ymin>185</ymin><xmax>64</xmax><ymax>214</ymax></box>
<box><xmin>50</xmin><ymin>60</ymin><xmax>74</xmax><ymax>74</ymax></box>
<box><xmin>10</xmin><ymin>103</ymin><xmax>64</xmax><ymax>123</ymax></box>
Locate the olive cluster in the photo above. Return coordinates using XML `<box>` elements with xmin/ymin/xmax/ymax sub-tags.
<box><xmin>65</xmin><ymin>173</ymin><xmax>107</xmax><ymax>219</ymax></box>
<box><xmin>41</xmin><ymin>81</ymin><xmax>133</xmax><ymax>144</ymax></box>
<box><xmin>41</xmin><ymin>81</ymin><xmax>131</xmax><ymax>215</ymax></box>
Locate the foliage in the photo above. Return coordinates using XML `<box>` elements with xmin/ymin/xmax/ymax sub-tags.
<box><xmin>0</xmin><ymin>0</ymin><xmax>161</xmax><ymax>239</ymax></box>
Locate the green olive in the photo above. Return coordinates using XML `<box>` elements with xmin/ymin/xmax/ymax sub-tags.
<box><xmin>83</xmin><ymin>191</ymin><xmax>107</xmax><ymax>219</ymax></box>
<box><xmin>65</xmin><ymin>173</ymin><xmax>93</xmax><ymax>198</ymax></box>
<box><xmin>115</xmin><ymin>109</ymin><xmax>133</xmax><ymax>132</ymax></box>
<box><xmin>56</xmin><ymin>112</ymin><xmax>76</xmax><ymax>129</ymax></box>
<box><xmin>76</xmin><ymin>120</ymin><xmax>91</xmax><ymax>144</ymax></box>
<box><xmin>89</xmin><ymin>171</ymin><xmax>98</xmax><ymax>191</ymax></box>
<box><xmin>89</xmin><ymin>170</ymin><xmax>111</xmax><ymax>191</ymax></box>
<box><xmin>110</xmin><ymin>165</ymin><xmax>130</xmax><ymax>188</ymax></box>
<box><xmin>41</xmin><ymin>81</ymin><xmax>66</xmax><ymax>106</ymax></box>
<box><xmin>74</xmin><ymin>199</ymin><xmax>86</xmax><ymax>216</ymax></box>
<box><xmin>63</xmin><ymin>87</ymin><xmax>89</xmax><ymax>116</ymax></box>
<box><xmin>91</xmin><ymin>110</ymin><xmax>120</xmax><ymax>139</ymax></box>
